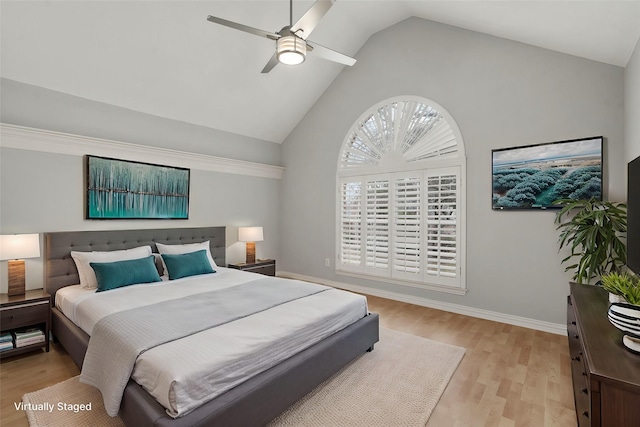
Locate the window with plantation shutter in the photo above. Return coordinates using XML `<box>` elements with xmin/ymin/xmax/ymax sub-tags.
<box><xmin>365</xmin><ymin>178</ymin><xmax>389</xmax><ymax>270</ymax></box>
<box><xmin>426</xmin><ymin>169</ymin><xmax>459</xmax><ymax>287</ymax></box>
<box><xmin>337</xmin><ymin>96</ymin><xmax>466</xmax><ymax>294</ymax></box>
<box><xmin>393</xmin><ymin>175</ymin><xmax>421</xmax><ymax>279</ymax></box>
<box><xmin>339</xmin><ymin>180</ymin><xmax>362</xmax><ymax>267</ymax></box>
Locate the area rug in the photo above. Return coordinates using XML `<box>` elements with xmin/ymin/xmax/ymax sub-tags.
<box><xmin>22</xmin><ymin>328</ymin><xmax>465</xmax><ymax>427</ymax></box>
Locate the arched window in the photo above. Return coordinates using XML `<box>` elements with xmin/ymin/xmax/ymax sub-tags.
<box><xmin>336</xmin><ymin>96</ymin><xmax>466</xmax><ymax>294</ymax></box>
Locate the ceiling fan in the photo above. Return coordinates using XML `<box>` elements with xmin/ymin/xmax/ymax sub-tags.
<box><xmin>206</xmin><ymin>0</ymin><xmax>356</xmax><ymax>73</ymax></box>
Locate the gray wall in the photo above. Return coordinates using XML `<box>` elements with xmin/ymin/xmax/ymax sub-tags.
<box><xmin>279</xmin><ymin>17</ymin><xmax>625</xmax><ymax>325</ymax></box>
<box><xmin>0</xmin><ymin>78</ymin><xmax>282</xmax><ymax>166</ymax></box>
<box><xmin>0</xmin><ymin>81</ymin><xmax>282</xmax><ymax>292</ymax></box>
<box><xmin>626</xmin><ymin>38</ymin><xmax>640</xmax><ymax>163</ymax></box>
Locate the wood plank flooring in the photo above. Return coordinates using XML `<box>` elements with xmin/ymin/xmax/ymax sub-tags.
<box><xmin>0</xmin><ymin>295</ymin><xmax>576</xmax><ymax>427</ymax></box>
<box><xmin>0</xmin><ymin>341</ymin><xmax>79</xmax><ymax>427</ymax></box>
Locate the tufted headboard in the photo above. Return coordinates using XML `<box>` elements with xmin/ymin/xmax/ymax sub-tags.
<box><xmin>44</xmin><ymin>227</ymin><xmax>226</xmax><ymax>296</ymax></box>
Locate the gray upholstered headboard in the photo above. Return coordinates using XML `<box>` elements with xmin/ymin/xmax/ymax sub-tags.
<box><xmin>44</xmin><ymin>227</ymin><xmax>226</xmax><ymax>296</ymax></box>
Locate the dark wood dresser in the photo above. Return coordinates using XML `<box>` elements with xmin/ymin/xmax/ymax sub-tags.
<box><xmin>568</xmin><ymin>283</ymin><xmax>640</xmax><ymax>426</ymax></box>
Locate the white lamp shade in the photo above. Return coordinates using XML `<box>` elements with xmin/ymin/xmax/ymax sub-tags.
<box><xmin>0</xmin><ymin>234</ymin><xmax>41</xmax><ymax>260</ymax></box>
<box><xmin>238</xmin><ymin>227</ymin><xmax>264</xmax><ymax>242</ymax></box>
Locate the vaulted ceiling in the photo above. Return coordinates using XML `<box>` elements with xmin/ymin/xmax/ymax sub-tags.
<box><xmin>1</xmin><ymin>1</ymin><xmax>639</xmax><ymax>144</ymax></box>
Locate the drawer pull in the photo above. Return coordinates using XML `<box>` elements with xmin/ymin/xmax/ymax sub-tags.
<box><xmin>581</xmin><ymin>388</ymin><xmax>588</xmax><ymax>394</ymax></box>
<box><xmin>582</xmin><ymin>371</ymin><xmax>587</xmax><ymax>376</ymax></box>
<box><xmin>574</xmin><ymin>334</ymin><xmax>579</xmax><ymax>339</ymax></box>
<box><xmin>582</xmin><ymin>411</ymin><xmax>589</xmax><ymax>418</ymax></box>
<box><xmin>571</xmin><ymin>356</ymin><xmax>581</xmax><ymax>362</ymax></box>
<box><xmin>571</xmin><ymin>321</ymin><xmax>576</xmax><ymax>325</ymax></box>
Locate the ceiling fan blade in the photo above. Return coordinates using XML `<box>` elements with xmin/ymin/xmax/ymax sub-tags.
<box><xmin>207</xmin><ymin>15</ymin><xmax>280</xmax><ymax>40</ymax></box>
<box><xmin>261</xmin><ymin>53</ymin><xmax>279</xmax><ymax>74</ymax></box>
<box><xmin>306</xmin><ymin>40</ymin><xmax>356</xmax><ymax>66</ymax></box>
<box><xmin>290</xmin><ymin>0</ymin><xmax>333</xmax><ymax>39</ymax></box>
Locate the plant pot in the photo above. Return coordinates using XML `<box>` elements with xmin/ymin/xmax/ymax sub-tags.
<box><xmin>609</xmin><ymin>292</ymin><xmax>627</xmax><ymax>304</ymax></box>
<box><xmin>608</xmin><ymin>303</ymin><xmax>640</xmax><ymax>353</ymax></box>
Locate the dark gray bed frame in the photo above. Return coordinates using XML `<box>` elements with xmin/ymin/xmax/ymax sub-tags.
<box><xmin>44</xmin><ymin>227</ymin><xmax>379</xmax><ymax>427</ymax></box>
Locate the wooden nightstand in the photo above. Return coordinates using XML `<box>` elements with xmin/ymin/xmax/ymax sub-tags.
<box><xmin>228</xmin><ymin>259</ymin><xmax>276</xmax><ymax>276</ymax></box>
<box><xmin>0</xmin><ymin>289</ymin><xmax>51</xmax><ymax>358</ymax></box>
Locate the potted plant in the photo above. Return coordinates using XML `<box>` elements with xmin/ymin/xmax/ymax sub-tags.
<box><xmin>601</xmin><ymin>272</ymin><xmax>640</xmax><ymax>304</ymax></box>
<box><xmin>602</xmin><ymin>271</ymin><xmax>640</xmax><ymax>353</ymax></box>
<box><xmin>554</xmin><ymin>198</ymin><xmax>627</xmax><ymax>284</ymax></box>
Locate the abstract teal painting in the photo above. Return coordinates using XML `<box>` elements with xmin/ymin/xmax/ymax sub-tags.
<box><xmin>86</xmin><ymin>156</ymin><xmax>190</xmax><ymax>219</ymax></box>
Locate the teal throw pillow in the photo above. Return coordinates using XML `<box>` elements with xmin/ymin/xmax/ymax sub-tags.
<box><xmin>161</xmin><ymin>250</ymin><xmax>216</xmax><ymax>280</ymax></box>
<box><xmin>91</xmin><ymin>256</ymin><xmax>162</xmax><ymax>292</ymax></box>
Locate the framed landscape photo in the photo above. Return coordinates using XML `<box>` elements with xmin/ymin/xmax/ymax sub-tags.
<box><xmin>86</xmin><ymin>155</ymin><xmax>190</xmax><ymax>219</ymax></box>
<box><xmin>492</xmin><ymin>136</ymin><xmax>603</xmax><ymax>210</ymax></box>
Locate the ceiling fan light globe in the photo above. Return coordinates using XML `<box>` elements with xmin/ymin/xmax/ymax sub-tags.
<box><xmin>277</xmin><ymin>35</ymin><xmax>306</xmax><ymax>65</ymax></box>
<box><xmin>278</xmin><ymin>51</ymin><xmax>305</xmax><ymax>65</ymax></box>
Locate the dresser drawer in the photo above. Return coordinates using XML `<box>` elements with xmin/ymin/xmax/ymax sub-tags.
<box><xmin>228</xmin><ymin>260</ymin><xmax>276</xmax><ymax>276</ymax></box>
<box><xmin>0</xmin><ymin>301</ymin><xmax>49</xmax><ymax>330</ymax></box>
<box><xmin>243</xmin><ymin>264</ymin><xmax>276</xmax><ymax>276</ymax></box>
<box><xmin>570</xmin><ymin>358</ymin><xmax>591</xmax><ymax>427</ymax></box>
<box><xmin>567</xmin><ymin>295</ymin><xmax>593</xmax><ymax>427</ymax></box>
<box><xmin>569</xmin><ymin>344</ymin><xmax>589</xmax><ymax>405</ymax></box>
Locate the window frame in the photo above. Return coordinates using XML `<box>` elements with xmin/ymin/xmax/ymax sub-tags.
<box><xmin>335</xmin><ymin>96</ymin><xmax>467</xmax><ymax>295</ymax></box>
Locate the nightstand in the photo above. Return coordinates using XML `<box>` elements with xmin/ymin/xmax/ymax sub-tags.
<box><xmin>0</xmin><ymin>289</ymin><xmax>50</xmax><ymax>358</ymax></box>
<box><xmin>228</xmin><ymin>259</ymin><xmax>276</xmax><ymax>276</ymax></box>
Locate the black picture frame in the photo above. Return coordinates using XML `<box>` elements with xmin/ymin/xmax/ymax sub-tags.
<box><xmin>492</xmin><ymin>136</ymin><xmax>603</xmax><ymax>210</ymax></box>
<box><xmin>85</xmin><ymin>155</ymin><xmax>190</xmax><ymax>219</ymax></box>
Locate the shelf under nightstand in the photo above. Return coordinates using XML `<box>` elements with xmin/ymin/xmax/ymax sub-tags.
<box><xmin>0</xmin><ymin>289</ymin><xmax>51</xmax><ymax>359</ymax></box>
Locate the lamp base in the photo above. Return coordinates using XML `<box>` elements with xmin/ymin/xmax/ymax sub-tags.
<box><xmin>245</xmin><ymin>242</ymin><xmax>256</xmax><ymax>264</ymax></box>
<box><xmin>8</xmin><ymin>259</ymin><xmax>26</xmax><ymax>296</ymax></box>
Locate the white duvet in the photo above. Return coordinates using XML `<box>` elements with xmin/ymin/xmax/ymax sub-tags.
<box><xmin>55</xmin><ymin>268</ymin><xmax>368</xmax><ymax>417</ymax></box>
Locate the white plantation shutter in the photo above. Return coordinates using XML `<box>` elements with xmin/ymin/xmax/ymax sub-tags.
<box><xmin>340</xmin><ymin>100</ymin><xmax>458</xmax><ymax>170</ymax></box>
<box><xmin>365</xmin><ymin>178</ymin><xmax>390</xmax><ymax>271</ymax></box>
<box><xmin>339</xmin><ymin>180</ymin><xmax>362</xmax><ymax>267</ymax></box>
<box><xmin>393</xmin><ymin>174</ymin><xmax>422</xmax><ymax>280</ymax></box>
<box><xmin>425</xmin><ymin>168</ymin><xmax>460</xmax><ymax>287</ymax></box>
<box><xmin>337</xmin><ymin>96</ymin><xmax>466</xmax><ymax>293</ymax></box>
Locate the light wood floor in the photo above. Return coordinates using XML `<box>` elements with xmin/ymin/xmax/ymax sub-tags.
<box><xmin>0</xmin><ymin>295</ymin><xmax>576</xmax><ymax>427</ymax></box>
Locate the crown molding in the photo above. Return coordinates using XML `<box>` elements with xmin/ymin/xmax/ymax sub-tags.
<box><xmin>277</xmin><ymin>271</ymin><xmax>567</xmax><ymax>336</ymax></box>
<box><xmin>0</xmin><ymin>123</ymin><xmax>284</xmax><ymax>179</ymax></box>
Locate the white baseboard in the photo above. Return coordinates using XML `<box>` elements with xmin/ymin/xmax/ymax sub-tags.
<box><xmin>278</xmin><ymin>271</ymin><xmax>567</xmax><ymax>336</ymax></box>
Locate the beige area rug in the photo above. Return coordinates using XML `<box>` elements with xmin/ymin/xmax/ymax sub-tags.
<box><xmin>22</xmin><ymin>328</ymin><xmax>465</xmax><ymax>427</ymax></box>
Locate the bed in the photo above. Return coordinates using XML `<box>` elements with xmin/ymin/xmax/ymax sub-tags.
<box><xmin>44</xmin><ymin>227</ymin><xmax>379</xmax><ymax>427</ymax></box>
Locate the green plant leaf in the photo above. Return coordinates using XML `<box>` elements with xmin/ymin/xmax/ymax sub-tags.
<box><xmin>554</xmin><ymin>199</ymin><xmax>627</xmax><ymax>284</ymax></box>
<box><xmin>602</xmin><ymin>272</ymin><xmax>640</xmax><ymax>304</ymax></box>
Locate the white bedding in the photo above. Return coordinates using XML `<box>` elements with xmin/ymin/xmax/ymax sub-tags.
<box><xmin>55</xmin><ymin>268</ymin><xmax>368</xmax><ymax>417</ymax></box>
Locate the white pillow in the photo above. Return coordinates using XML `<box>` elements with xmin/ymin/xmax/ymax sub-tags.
<box><xmin>156</xmin><ymin>241</ymin><xmax>218</xmax><ymax>272</ymax></box>
<box><xmin>71</xmin><ymin>246</ymin><xmax>152</xmax><ymax>289</ymax></box>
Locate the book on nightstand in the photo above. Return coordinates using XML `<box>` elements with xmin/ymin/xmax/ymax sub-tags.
<box><xmin>0</xmin><ymin>333</ymin><xmax>14</xmax><ymax>351</ymax></box>
<box><xmin>14</xmin><ymin>329</ymin><xmax>44</xmax><ymax>339</ymax></box>
<box><xmin>13</xmin><ymin>329</ymin><xmax>45</xmax><ymax>348</ymax></box>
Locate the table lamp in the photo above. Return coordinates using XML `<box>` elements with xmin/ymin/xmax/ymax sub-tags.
<box><xmin>0</xmin><ymin>234</ymin><xmax>41</xmax><ymax>296</ymax></box>
<box><xmin>238</xmin><ymin>227</ymin><xmax>263</xmax><ymax>264</ymax></box>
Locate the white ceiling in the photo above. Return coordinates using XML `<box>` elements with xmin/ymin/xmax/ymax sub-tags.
<box><xmin>1</xmin><ymin>1</ymin><xmax>639</xmax><ymax>144</ymax></box>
